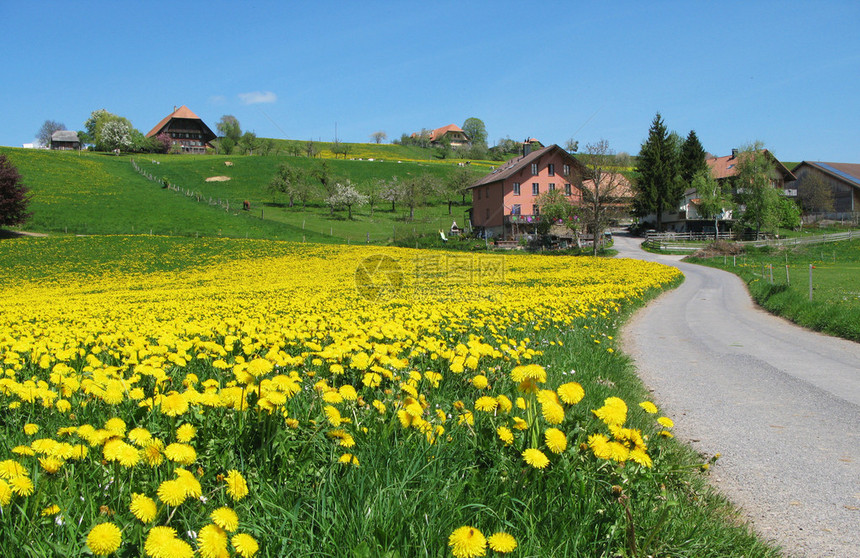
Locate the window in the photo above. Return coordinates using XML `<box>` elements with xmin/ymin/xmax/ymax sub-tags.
<box><xmin>531</xmin><ymin>163</ymin><xmax>539</xmax><ymax>175</ymax></box>
<box><xmin>563</xmin><ymin>164</ymin><xmax>570</xmax><ymax>176</ymax></box>
<box><xmin>548</xmin><ymin>164</ymin><xmax>555</xmax><ymax>176</ymax></box>
<box><xmin>549</xmin><ymin>183</ymin><xmax>556</xmax><ymax>191</ymax></box>
<box><xmin>532</xmin><ymin>183</ymin><xmax>539</xmax><ymax>195</ymax></box>
<box><xmin>513</xmin><ymin>182</ymin><xmax>520</xmax><ymax>195</ymax></box>
<box><xmin>533</xmin><ymin>204</ymin><xmax>540</xmax><ymax>216</ymax></box>
<box><xmin>511</xmin><ymin>204</ymin><xmax>521</xmax><ymax>215</ymax></box>
<box><xmin>565</xmin><ymin>183</ymin><xmax>571</xmax><ymax>196</ymax></box>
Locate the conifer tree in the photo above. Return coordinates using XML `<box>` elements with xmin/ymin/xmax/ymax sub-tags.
<box><xmin>634</xmin><ymin>113</ymin><xmax>682</xmax><ymax>231</ymax></box>
<box><xmin>679</xmin><ymin>130</ymin><xmax>708</xmax><ymax>185</ymax></box>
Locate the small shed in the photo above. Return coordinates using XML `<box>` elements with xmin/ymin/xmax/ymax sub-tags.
<box><xmin>50</xmin><ymin>130</ymin><xmax>81</xmax><ymax>150</ymax></box>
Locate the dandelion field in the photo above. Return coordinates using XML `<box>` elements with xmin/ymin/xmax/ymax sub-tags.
<box><xmin>0</xmin><ymin>236</ymin><xmax>777</xmax><ymax>557</ymax></box>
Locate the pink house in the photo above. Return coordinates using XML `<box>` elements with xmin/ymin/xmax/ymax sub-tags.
<box><xmin>467</xmin><ymin>144</ymin><xmax>585</xmax><ymax>237</ymax></box>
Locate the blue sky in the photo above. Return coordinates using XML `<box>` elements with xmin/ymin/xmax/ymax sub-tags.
<box><xmin>2</xmin><ymin>1</ymin><xmax>858</xmax><ymax>162</ymax></box>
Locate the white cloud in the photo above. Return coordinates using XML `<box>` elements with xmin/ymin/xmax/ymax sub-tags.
<box><xmin>238</xmin><ymin>91</ymin><xmax>277</xmax><ymax>105</ymax></box>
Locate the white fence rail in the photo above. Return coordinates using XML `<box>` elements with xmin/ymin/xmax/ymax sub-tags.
<box><xmin>646</xmin><ymin>230</ymin><xmax>858</xmax><ymax>252</ymax></box>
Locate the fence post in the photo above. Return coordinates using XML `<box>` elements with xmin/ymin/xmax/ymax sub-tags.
<box><xmin>366</xmin><ymin>232</ymin><xmax>370</xmax><ymax>244</ymax></box>
<box><xmin>769</xmin><ymin>264</ymin><xmax>773</xmax><ymax>284</ymax></box>
<box><xmin>785</xmin><ymin>265</ymin><xmax>790</xmax><ymax>285</ymax></box>
<box><xmin>733</xmin><ymin>255</ymin><xmax>736</xmax><ymax>267</ymax></box>
<box><xmin>809</xmin><ymin>264</ymin><xmax>813</xmax><ymax>300</ymax></box>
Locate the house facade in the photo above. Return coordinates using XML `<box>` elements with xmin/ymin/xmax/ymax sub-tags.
<box><xmin>467</xmin><ymin>144</ymin><xmax>585</xmax><ymax>237</ymax></box>
<box><xmin>50</xmin><ymin>130</ymin><xmax>80</xmax><ymax>150</ymax></box>
<box><xmin>792</xmin><ymin>161</ymin><xmax>860</xmax><ymax>214</ymax></box>
<box><xmin>146</xmin><ymin>106</ymin><xmax>216</xmax><ymax>154</ymax></box>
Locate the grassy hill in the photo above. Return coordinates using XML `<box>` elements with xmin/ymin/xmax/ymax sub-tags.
<box><xmin>1</xmin><ymin>146</ymin><xmax>481</xmax><ymax>244</ymax></box>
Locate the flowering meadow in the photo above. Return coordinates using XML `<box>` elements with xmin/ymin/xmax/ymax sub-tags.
<box><xmin>0</xmin><ymin>236</ymin><xmax>777</xmax><ymax>557</ymax></box>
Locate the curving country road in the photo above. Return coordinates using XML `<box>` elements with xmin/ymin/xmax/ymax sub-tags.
<box><xmin>614</xmin><ymin>232</ymin><xmax>860</xmax><ymax>557</ymax></box>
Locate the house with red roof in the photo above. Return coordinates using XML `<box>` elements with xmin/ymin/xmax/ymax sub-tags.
<box><xmin>146</xmin><ymin>106</ymin><xmax>216</xmax><ymax>154</ymax></box>
<box><xmin>642</xmin><ymin>149</ymin><xmax>796</xmax><ymax>233</ymax></box>
<box><xmin>412</xmin><ymin>124</ymin><xmax>470</xmax><ymax>147</ymax></box>
<box><xmin>791</xmin><ymin>161</ymin><xmax>860</xmax><ymax>214</ymax></box>
<box><xmin>467</xmin><ymin>144</ymin><xmax>586</xmax><ymax>238</ymax></box>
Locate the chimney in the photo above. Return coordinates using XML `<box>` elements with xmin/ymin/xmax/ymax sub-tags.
<box><xmin>731</xmin><ymin>148</ymin><xmax>738</xmax><ymax>159</ymax></box>
<box><xmin>523</xmin><ymin>138</ymin><xmax>531</xmax><ymax>157</ymax></box>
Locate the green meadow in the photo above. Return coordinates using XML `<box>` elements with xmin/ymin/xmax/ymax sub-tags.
<box><xmin>686</xmin><ymin>239</ymin><xmax>860</xmax><ymax>341</ymax></box>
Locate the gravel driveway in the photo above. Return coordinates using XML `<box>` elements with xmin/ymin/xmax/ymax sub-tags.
<box><xmin>613</xmin><ymin>232</ymin><xmax>860</xmax><ymax>557</ymax></box>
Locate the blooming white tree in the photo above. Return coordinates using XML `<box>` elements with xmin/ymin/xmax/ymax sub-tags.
<box><xmin>326</xmin><ymin>180</ymin><xmax>368</xmax><ymax>220</ymax></box>
<box><xmin>99</xmin><ymin>120</ymin><xmax>133</xmax><ymax>154</ymax></box>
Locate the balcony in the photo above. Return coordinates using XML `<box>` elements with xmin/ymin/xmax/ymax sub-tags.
<box><xmin>504</xmin><ymin>214</ymin><xmax>538</xmax><ymax>225</ymax></box>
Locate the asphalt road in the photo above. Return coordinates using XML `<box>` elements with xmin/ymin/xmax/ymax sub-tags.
<box><xmin>613</xmin><ymin>232</ymin><xmax>860</xmax><ymax>557</ymax></box>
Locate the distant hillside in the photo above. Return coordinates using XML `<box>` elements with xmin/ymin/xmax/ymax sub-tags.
<box><xmin>1</xmin><ymin>147</ymin><xmax>478</xmax><ymax>245</ymax></box>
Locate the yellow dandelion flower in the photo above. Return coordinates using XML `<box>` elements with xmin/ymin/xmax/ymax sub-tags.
<box><xmin>487</xmin><ymin>532</ymin><xmax>517</xmax><ymax>553</ymax></box>
<box><xmin>515</xmin><ymin>397</ymin><xmax>526</xmax><ymax>410</ymax></box>
<box><xmin>197</xmin><ymin>524</ymin><xmax>228</xmax><ymax>558</ymax></box>
<box><xmin>544</xmin><ymin>428</ymin><xmax>568</xmax><ymax>454</ymax></box>
<box><xmin>557</xmin><ymin>382</ymin><xmax>585</xmax><ymax>405</ymax></box>
<box><xmin>448</xmin><ymin>525</ymin><xmax>487</xmax><ymax>558</ymax></box>
<box><xmin>522</xmin><ymin>448</ymin><xmax>550</xmax><ymax>469</ymax></box>
<box><xmin>9</xmin><ymin>475</ymin><xmax>34</xmax><ymax>497</ymax></box>
<box><xmin>638</xmin><ymin>401</ymin><xmax>658</xmax><ymax>414</ymax></box>
<box><xmin>164</xmin><ymin>443</ymin><xmax>196</xmax><ymax>465</ymax></box>
<box><xmin>23</xmin><ymin>423</ymin><xmax>39</xmax><ymax>436</ymax></box>
<box><xmin>541</xmin><ymin>401</ymin><xmax>565</xmax><ymax>424</ymax></box>
<box><xmin>39</xmin><ymin>456</ymin><xmax>65</xmax><ymax>474</ymax></box>
<box><xmin>497</xmin><ymin>426</ymin><xmax>514</xmax><ymax>446</ymax></box>
<box><xmin>143</xmin><ymin>439</ymin><xmax>165</xmax><ymax>467</ymax></box>
<box><xmin>322</xmin><ymin>390</ymin><xmax>343</xmax><ymax>404</ymax></box>
<box><xmin>657</xmin><ymin>416</ymin><xmax>674</xmax><ymax>429</ymax></box>
<box><xmin>175</xmin><ymin>468</ymin><xmax>202</xmax><ymax>499</ymax></box>
<box><xmin>246</xmin><ymin>358</ymin><xmax>273</xmax><ymax>377</ymax></box>
<box><xmin>128</xmin><ymin>427</ymin><xmax>153</xmax><ymax>447</ymax></box>
<box><xmin>510</xmin><ymin>364</ymin><xmax>546</xmax><ymax>384</ymax></box>
<box><xmin>41</xmin><ymin>504</ymin><xmax>61</xmax><ymax>516</ymax></box>
<box><xmin>0</xmin><ymin>480</ymin><xmax>11</xmax><ymax>506</ymax></box>
<box><xmin>496</xmin><ymin>394</ymin><xmax>512</xmax><ymax>413</ymax></box>
<box><xmin>323</xmin><ymin>405</ymin><xmax>342</xmax><ymax>427</ymax></box>
<box><xmin>231</xmin><ymin>533</ymin><xmax>259</xmax><ymax>558</ymax></box>
<box><xmin>12</xmin><ymin>445</ymin><xmax>35</xmax><ymax>456</ymax></box>
<box><xmin>176</xmin><ymin>423</ymin><xmax>197</xmax><ymax>443</ymax></box>
<box><xmin>104</xmin><ymin>417</ymin><xmax>126</xmax><ymax>437</ymax></box>
<box><xmin>592</xmin><ymin>397</ymin><xmax>628</xmax><ymax>426</ymax></box>
<box><xmin>511</xmin><ymin>417</ymin><xmax>528</xmax><ymax>430</ymax></box>
<box><xmin>86</xmin><ymin>522</ymin><xmax>122</xmax><ymax>556</ymax></box>
<box><xmin>629</xmin><ymin>448</ymin><xmax>653</xmax><ymax>468</ymax></box>
<box><xmin>211</xmin><ymin>507</ymin><xmax>239</xmax><ymax>532</ymax></box>
<box><xmin>160</xmin><ymin>392</ymin><xmax>189</xmax><ymax>417</ymax></box>
<box><xmin>130</xmin><ymin>493</ymin><xmax>158</xmax><ymax>523</ymax></box>
<box><xmin>225</xmin><ymin>470</ymin><xmax>249</xmax><ymax>501</ymax></box>
<box><xmin>338</xmin><ymin>384</ymin><xmax>357</xmax><ymax>400</ymax></box>
<box><xmin>471</xmin><ymin>375</ymin><xmax>488</xmax><ymax>389</ymax></box>
<box><xmin>338</xmin><ymin>453</ymin><xmax>360</xmax><ymax>466</ymax></box>
<box><xmin>145</xmin><ymin>526</ymin><xmax>192</xmax><ymax>558</ymax></box>
<box><xmin>157</xmin><ymin>479</ymin><xmax>188</xmax><ymax>507</ymax></box>
<box><xmin>658</xmin><ymin>430</ymin><xmax>674</xmax><ymax>438</ymax></box>
<box><xmin>474</xmin><ymin>396</ymin><xmax>498</xmax><ymax>412</ymax></box>
<box><xmin>372</xmin><ymin>399</ymin><xmax>386</xmax><ymax>414</ymax></box>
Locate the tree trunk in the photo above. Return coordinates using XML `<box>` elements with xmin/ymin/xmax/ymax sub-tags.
<box><xmin>448</xmin><ymin>200</ymin><xmax>453</xmax><ymax>215</ymax></box>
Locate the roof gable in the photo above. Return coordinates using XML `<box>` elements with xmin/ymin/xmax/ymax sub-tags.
<box><xmin>146</xmin><ymin>105</ymin><xmax>214</xmax><ymax>139</ymax></box>
<box><xmin>706</xmin><ymin>150</ymin><xmax>796</xmax><ymax>182</ymax></box>
<box><xmin>795</xmin><ymin>161</ymin><xmax>860</xmax><ymax>190</ymax></box>
<box><xmin>51</xmin><ymin>130</ymin><xmax>80</xmax><ymax>142</ymax></box>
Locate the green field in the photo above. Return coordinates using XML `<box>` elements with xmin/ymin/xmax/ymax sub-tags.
<box><xmin>686</xmin><ymin>239</ymin><xmax>860</xmax><ymax>341</ymax></box>
<box><xmin>1</xmin><ymin>147</ymin><xmax>479</xmax><ymax>244</ymax></box>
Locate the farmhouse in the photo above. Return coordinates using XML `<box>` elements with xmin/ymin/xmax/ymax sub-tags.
<box><xmin>645</xmin><ymin>149</ymin><xmax>796</xmax><ymax>233</ymax></box>
<box><xmin>50</xmin><ymin>130</ymin><xmax>80</xmax><ymax>150</ymax></box>
<box><xmin>413</xmin><ymin>124</ymin><xmax>470</xmax><ymax>147</ymax></box>
<box><xmin>791</xmin><ymin>161</ymin><xmax>860</xmax><ymax>215</ymax></box>
<box><xmin>146</xmin><ymin>106</ymin><xmax>216</xmax><ymax>154</ymax></box>
<box><xmin>467</xmin><ymin>144</ymin><xmax>585</xmax><ymax>237</ymax></box>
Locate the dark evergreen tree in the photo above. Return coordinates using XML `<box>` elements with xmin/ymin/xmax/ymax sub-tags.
<box><xmin>679</xmin><ymin>130</ymin><xmax>708</xmax><ymax>185</ymax></box>
<box><xmin>0</xmin><ymin>154</ymin><xmax>31</xmax><ymax>227</ymax></box>
<box><xmin>633</xmin><ymin>113</ymin><xmax>683</xmax><ymax>231</ymax></box>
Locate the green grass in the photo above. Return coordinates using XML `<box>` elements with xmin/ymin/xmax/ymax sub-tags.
<box><xmin>2</xmin><ymin>147</ymin><xmax>479</xmax><ymax>244</ymax></box>
<box><xmin>686</xmin><ymin>239</ymin><xmax>860</xmax><ymax>341</ymax></box>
